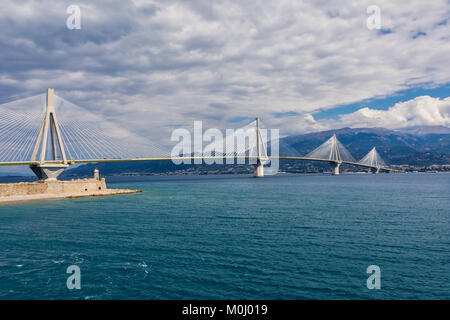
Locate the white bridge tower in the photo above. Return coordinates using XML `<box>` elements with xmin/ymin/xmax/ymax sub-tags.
<box><xmin>253</xmin><ymin>117</ymin><xmax>268</xmax><ymax>178</ymax></box>
<box><xmin>29</xmin><ymin>88</ymin><xmax>70</xmax><ymax>181</ymax></box>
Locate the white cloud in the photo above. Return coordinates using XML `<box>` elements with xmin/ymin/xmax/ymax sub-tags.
<box><xmin>336</xmin><ymin>96</ymin><xmax>450</xmax><ymax>129</ymax></box>
<box><xmin>0</xmin><ymin>0</ymin><xmax>449</xmax><ymax>143</ymax></box>
<box><xmin>270</xmin><ymin>96</ymin><xmax>450</xmax><ymax>135</ymax></box>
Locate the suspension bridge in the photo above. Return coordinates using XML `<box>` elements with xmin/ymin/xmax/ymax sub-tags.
<box><xmin>0</xmin><ymin>89</ymin><xmax>392</xmax><ymax>181</ymax></box>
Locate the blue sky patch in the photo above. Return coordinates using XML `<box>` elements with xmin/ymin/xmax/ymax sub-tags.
<box><xmin>314</xmin><ymin>83</ymin><xmax>450</xmax><ymax>120</ymax></box>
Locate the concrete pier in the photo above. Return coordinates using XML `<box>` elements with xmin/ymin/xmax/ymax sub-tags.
<box><xmin>330</xmin><ymin>162</ymin><xmax>341</xmax><ymax>175</ymax></box>
<box><xmin>253</xmin><ymin>163</ymin><xmax>264</xmax><ymax>178</ymax></box>
<box><xmin>29</xmin><ymin>164</ymin><xmax>69</xmax><ymax>181</ymax></box>
<box><xmin>371</xmin><ymin>167</ymin><xmax>380</xmax><ymax>174</ymax></box>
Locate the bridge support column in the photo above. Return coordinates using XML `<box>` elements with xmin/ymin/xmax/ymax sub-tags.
<box><xmin>330</xmin><ymin>162</ymin><xmax>341</xmax><ymax>175</ymax></box>
<box><xmin>371</xmin><ymin>167</ymin><xmax>380</xmax><ymax>174</ymax></box>
<box><xmin>253</xmin><ymin>162</ymin><xmax>264</xmax><ymax>178</ymax></box>
<box><xmin>252</xmin><ymin>117</ymin><xmax>266</xmax><ymax>178</ymax></box>
<box><xmin>30</xmin><ymin>164</ymin><xmax>69</xmax><ymax>181</ymax></box>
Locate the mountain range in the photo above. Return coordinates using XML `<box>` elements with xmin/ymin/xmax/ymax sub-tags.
<box><xmin>279</xmin><ymin>125</ymin><xmax>450</xmax><ymax>165</ymax></box>
<box><xmin>65</xmin><ymin>125</ymin><xmax>450</xmax><ymax>177</ymax></box>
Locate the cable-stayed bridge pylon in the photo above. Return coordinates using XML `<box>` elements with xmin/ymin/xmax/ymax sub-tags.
<box><xmin>359</xmin><ymin>147</ymin><xmax>386</xmax><ymax>173</ymax></box>
<box><xmin>304</xmin><ymin>133</ymin><xmax>355</xmax><ymax>175</ymax></box>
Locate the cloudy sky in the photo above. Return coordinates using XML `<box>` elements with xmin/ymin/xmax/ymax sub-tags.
<box><xmin>0</xmin><ymin>0</ymin><xmax>449</xmax><ymax>142</ymax></box>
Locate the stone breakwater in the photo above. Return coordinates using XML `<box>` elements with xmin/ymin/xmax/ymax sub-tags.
<box><xmin>0</xmin><ymin>177</ymin><xmax>142</xmax><ymax>204</ymax></box>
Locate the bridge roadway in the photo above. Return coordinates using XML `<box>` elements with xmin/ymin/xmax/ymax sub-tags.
<box><xmin>0</xmin><ymin>156</ymin><xmax>393</xmax><ymax>172</ymax></box>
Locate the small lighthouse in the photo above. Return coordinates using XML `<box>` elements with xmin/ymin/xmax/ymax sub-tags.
<box><xmin>94</xmin><ymin>168</ymin><xmax>100</xmax><ymax>180</ymax></box>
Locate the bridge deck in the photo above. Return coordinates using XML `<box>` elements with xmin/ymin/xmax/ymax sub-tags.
<box><xmin>0</xmin><ymin>156</ymin><xmax>393</xmax><ymax>171</ymax></box>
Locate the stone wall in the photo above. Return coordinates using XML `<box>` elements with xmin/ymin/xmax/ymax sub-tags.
<box><xmin>0</xmin><ymin>178</ymin><xmax>107</xmax><ymax>197</ymax></box>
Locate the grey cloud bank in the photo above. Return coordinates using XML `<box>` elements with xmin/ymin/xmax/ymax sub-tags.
<box><xmin>0</xmin><ymin>0</ymin><xmax>449</xmax><ymax>141</ymax></box>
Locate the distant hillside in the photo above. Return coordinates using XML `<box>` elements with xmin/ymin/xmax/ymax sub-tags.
<box><xmin>279</xmin><ymin>126</ymin><xmax>450</xmax><ymax>165</ymax></box>
<box><xmin>65</xmin><ymin>125</ymin><xmax>450</xmax><ymax>177</ymax></box>
<box><xmin>397</xmin><ymin>125</ymin><xmax>450</xmax><ymax>135</ymax></box>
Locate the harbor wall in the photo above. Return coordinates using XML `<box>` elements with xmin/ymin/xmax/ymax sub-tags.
<box><xmin>0</xmin><ymin>178</ymin><xmax>107</xmax><ymax>197</ymax></box>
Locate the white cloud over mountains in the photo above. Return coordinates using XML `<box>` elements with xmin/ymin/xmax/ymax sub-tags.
<box><xmin>0</xmin><ymin>0</ymin><xmax>449</xmax><ymax>141</ymax></box>
<box><xmin>337</xmin><ymin>96</ymin><xmax>450</xmax><ymax>129</ymax></box>
<box><xmin>264</xmin><ymin>95</ymin><xmax>450</xmax><ymax>135</ymax></box>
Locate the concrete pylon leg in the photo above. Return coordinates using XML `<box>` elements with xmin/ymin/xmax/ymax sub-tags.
<box><xmin>253</xmin><ymin>163</ymin><xmax>264</xmax><ymax>178</ymax></box>
<box><xmin>330</xmin><ymin>162</ymin><xmax>341</xmax><ymax>175</ymax></box>
<box><xmin>30</xmin><ymin>164</ymin><xmax>69</xmax><ymax>181</ymax></box>
<box><xmin>371</xmin><ymin>167</ymin><xmax>380</xmax><ymax>174</ymax></box>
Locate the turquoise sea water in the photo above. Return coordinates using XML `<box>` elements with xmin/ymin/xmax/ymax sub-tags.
<box><xmin>0</xmin><ymin>173</ymin><xmax>449</xmax><ymax>299</ymax></box>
